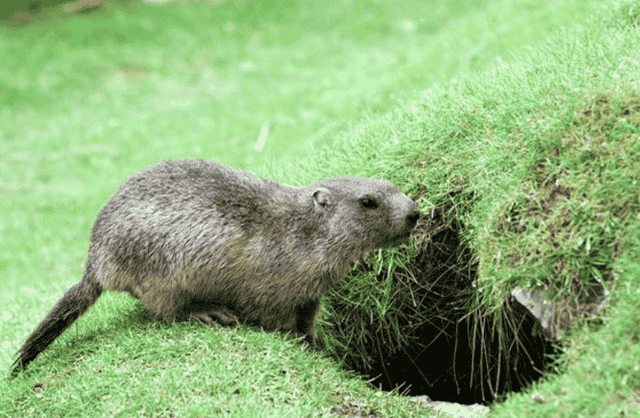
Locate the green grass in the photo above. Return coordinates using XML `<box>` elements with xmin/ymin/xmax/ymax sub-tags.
<box><xmin>2</xmin><ymin>0</ymin><xmax>639</xmax><ymax>416</ymax></box>
<box><xmin>275</xmin><ymin>0</ymin><xmax>640</xmax><ymax>413</ymax></box>
<box><xmin>492</xmin><ymin>225</ymin><xmax>640</xmax><ymax>418</ymax></box>
<box><xmin>0</xmin><ymin>0</ymin><xmax>603</xmax><ymax>168</ymax></box>
<box><xmin>4</xmin><ymin>309</ymin><xmax>427</xmax><ymax>417</ymax></box>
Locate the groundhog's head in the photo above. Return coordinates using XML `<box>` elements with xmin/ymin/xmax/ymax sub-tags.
<box><xmin>306</xmin><ymin>176</ymin><xmax>420</xmax><ymax>255</ymax></box>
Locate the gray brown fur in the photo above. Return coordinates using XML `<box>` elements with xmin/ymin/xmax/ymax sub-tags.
<box><xmin>11</xmin><ymin>160</ymin><xmax>420</xmax><ymax>375</ymax></box>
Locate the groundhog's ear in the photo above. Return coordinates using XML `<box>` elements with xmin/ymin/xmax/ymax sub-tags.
<box><xmin>312</xmin><ymin>188</ymin><xmax>332</xmax><ymax>209</ymax></box>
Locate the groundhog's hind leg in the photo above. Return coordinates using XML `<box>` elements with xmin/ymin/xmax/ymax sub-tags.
<box><xmin>183</xmin><ymin>304</ymin><xmax>238</xmax><ymax>327</ymax></box>
<box><xmin>137</xmin><ymin>285</ymin><xmax>237</xmax><ymax>327</ymax></box>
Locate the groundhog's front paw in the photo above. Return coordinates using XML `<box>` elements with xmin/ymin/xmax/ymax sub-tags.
<box><xmin>298</xmin><ymin>332</ymin><xmax>324</xmax><ymax>351</ymax></box>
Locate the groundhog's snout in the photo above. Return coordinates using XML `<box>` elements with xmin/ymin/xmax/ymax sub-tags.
<box><xmin>406</xmin><ymin>207</ymin><xmax>421</xmax><ymax>229</ymax></box>
<box><xmin>383</xmin><ymin>198</ymin><xmax>420</xmax><ymax>248</ymax></box>
<box><xmin>400</xmin><ymin>195</ymin><xmax>420</xmax><ymax>228</ymax></box>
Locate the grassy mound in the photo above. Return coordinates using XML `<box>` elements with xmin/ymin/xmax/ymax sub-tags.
<box><xmin>276</xmin><ymin>0</ymin><xmax>640</xmax><ymax>406</ymax></box>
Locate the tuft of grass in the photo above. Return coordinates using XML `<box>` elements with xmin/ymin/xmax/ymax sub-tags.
<box><xmin>479</xmin><ymin>90</ymin><xmax>640</xmax><ymax>320</ymax></box>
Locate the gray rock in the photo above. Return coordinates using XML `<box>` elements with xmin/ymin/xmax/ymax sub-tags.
<box><xmin>412</xmin><ymin>395</ymin><xmax>490</xmax><ymax>418</ymax></box>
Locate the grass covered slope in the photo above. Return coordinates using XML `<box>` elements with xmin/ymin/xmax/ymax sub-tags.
<box><xmin>1</xmin><ymin>1</ymin><xmax>639</xmax><ymax>417</ymax></box>
<box><xmin>0</xmin><ymin>0</ymin><xmax>606</xmax><ymax>169</ymax></box>
<box><xmin>276</xmin><ymin>0</ymin><xmax>640</xmax><ymax>411</ymax></box>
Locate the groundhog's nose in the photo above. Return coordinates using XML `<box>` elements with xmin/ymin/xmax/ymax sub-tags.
<box><xmin>406</xmin><ymin>208</ymin><xmax>421</xmax><ymax>229</ymax></box>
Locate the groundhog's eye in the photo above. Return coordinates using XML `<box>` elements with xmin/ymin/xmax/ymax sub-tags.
<box><xmin>360</xmin><ymin>197</ymin><xmax>379</xmax><ymax>210</ymax></box>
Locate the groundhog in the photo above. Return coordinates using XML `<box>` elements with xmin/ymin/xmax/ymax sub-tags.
<box><xmin>11</xmin><ymin>160</ymin><xmax>420</xmax><ymax>375</ymax></box>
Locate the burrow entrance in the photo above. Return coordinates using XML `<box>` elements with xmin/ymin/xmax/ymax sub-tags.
<box><xmin>323</xmin><ymin>198</ymin><xmax>562</xmax><ymax>405</ymax></box>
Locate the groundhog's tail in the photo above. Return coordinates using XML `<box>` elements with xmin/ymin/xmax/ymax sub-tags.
<box><xmin>10</xmin><ymin>275</ymin><xmax>102</xmax><ymax>376</ymax></box>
